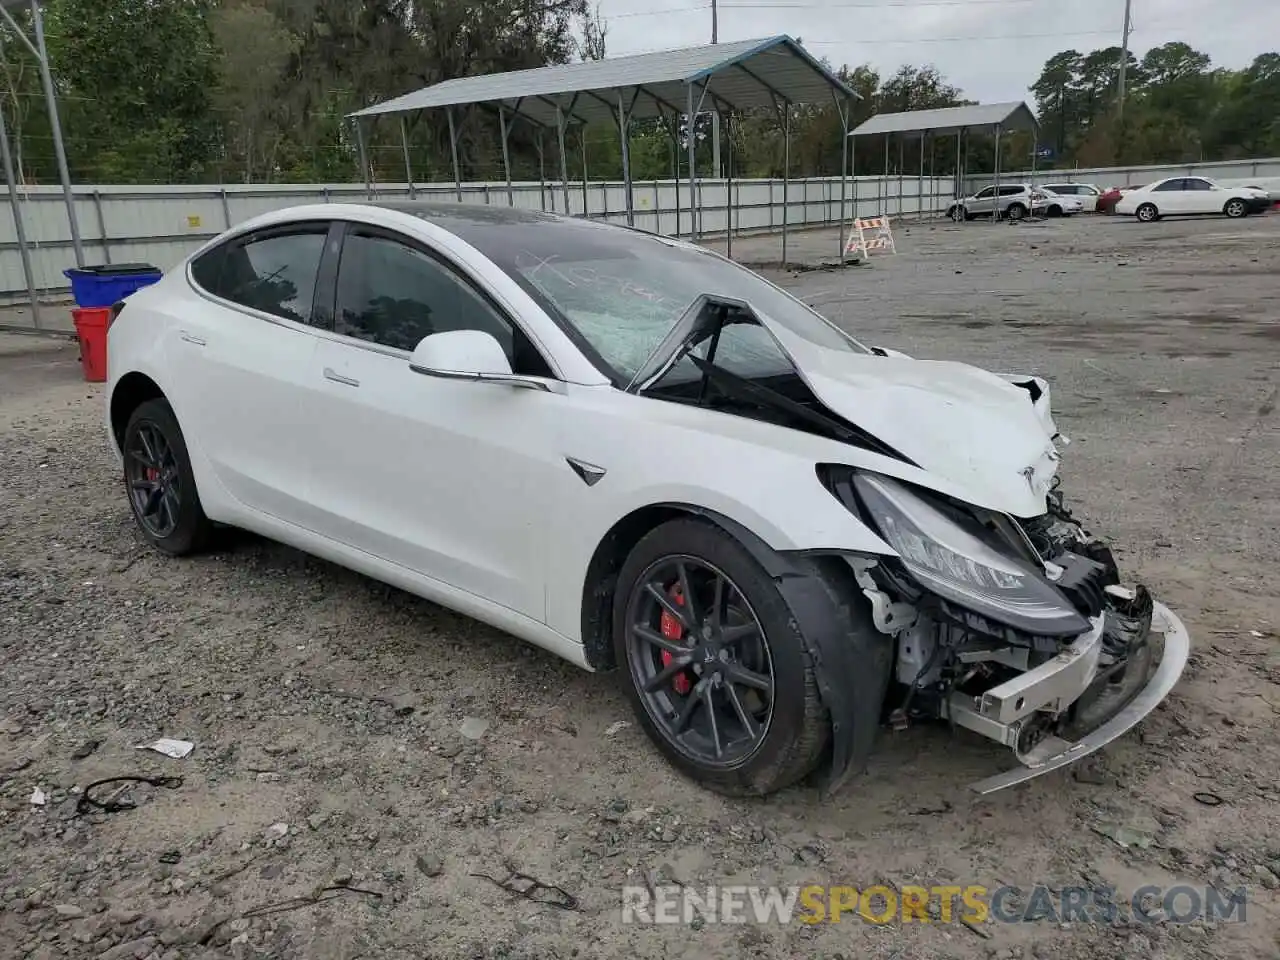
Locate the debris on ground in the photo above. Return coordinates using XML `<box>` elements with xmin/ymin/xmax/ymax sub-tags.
<box><xmin>459</xmin><ymin>717</ymin><xmax>490</xmax><ymax>740</ymax></box>
<box><xmin>134</xmin><ymin>737</ymin><xmax>194</xmax><ymax>759</ymax></box>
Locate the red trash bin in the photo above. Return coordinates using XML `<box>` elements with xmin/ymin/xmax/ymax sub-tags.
<box><xmin>72</xmin><ymin>307</ymin><xmax>112</xmax><ymax>383</ymax></box>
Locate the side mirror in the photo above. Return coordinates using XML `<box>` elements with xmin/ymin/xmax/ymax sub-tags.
<box><xmin>408</xmin><ymin>330</ymin><xmax>563</xmax><ymax>394</ymax></box>
<box><xmin>410</xmin><ymin>329</ymin><xmax>512</xmax><ymax>377</ymax></box>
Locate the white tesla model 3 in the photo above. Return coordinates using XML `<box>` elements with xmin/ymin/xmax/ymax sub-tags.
<box><xmin>104</xmin><ymin>202</ymin><xmax>1189</xmax><ymax>796</ymax></box>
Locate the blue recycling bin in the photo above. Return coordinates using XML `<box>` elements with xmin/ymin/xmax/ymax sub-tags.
<box><xmin>64</xmin><ymin>263</ymin><xmax>163</xmax><ymax>308</ymax></box>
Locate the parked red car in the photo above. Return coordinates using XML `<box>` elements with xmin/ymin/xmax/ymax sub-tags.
<box><xmin>1096</xmin><ymin>187</ymin><xmax>1125</xmax><ymax>214</ymax></box>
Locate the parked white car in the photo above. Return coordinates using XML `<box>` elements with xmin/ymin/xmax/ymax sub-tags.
<box><xmin>104</xmin><ymin>201</ymin><xmax>1190</xmax><ymax>797</ymax></box>
<box><xmin>948</xmin><ymin>183</ymin><xmax>1081</xmax><ymax>221</ymax></box>
<box><xmin>1038</xmin><ymin>183</ymin><xmax>1103</xmax><ymax>212</ymax></box>
<box><xmin>1115</xmin><ymin>176</ymin><xmax>1270</xmax><ymax>221</ymax></box>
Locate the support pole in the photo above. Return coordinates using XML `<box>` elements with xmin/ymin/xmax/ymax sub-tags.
<box><xmin>781</xmin><ymin>102</ymin><xmax>790</xmax><ymax>267</ymax></box>
<box><xmin>400</xmin><ymin>117</ymin><xmax>415</xmax><ymax>198</ymax></box>
<box><xmin>882</xmin><ymin>136</ymin><xmax>889</xmax><ymax>215</ymax></box>
<box><xmin>956</xmin><ymin>129</ymin><xmax>963</xmax><ymax>201</ymax></box>
<box><xmin>31</xmin><ymin>0</ymin><xmax>83</xmax><ymax>267</ymax></box>
<box><xmin>618</xmin><ymin>91</ymin><xmax>634</xmax><ymax>226</ymax></box>
<box><xmin>725</xmin><ymin>111</ymin><xmax>733</xmax><ymax>259</ymax></box>
<box><xmin>850</xmin><ymin>135</ymin><xmax>858</xmax><ymax>245</ymax></box>
<box><xmin>536</xmin><ymin>133</ymin><xmax>546</xmax><ymax>211</ymax></box>
<box><xmin>446</xmin><ymin>107</ymin><xmax>462</xmax><ymax>202</ymax></box>
<box><xmin>354</xmin><ymin>119</ymin><xmax>372</xmax><ymax>199</ymax></box>
<box><xmin>897</xmin><ymin>136</ymin><xmax>904</xmax><ymax>219</ymax></box>
<box><xmin>556</xmin><ymin>105</ymin><xmax>570</xmax><ymax>214</ymax></box>
<box><xmin>837</xmin><ymin>98</ymin><xmax>849</xmax><ymax>260</ymax></box>
<box><xmin>993</xmin><ymin>123</ymin><xmax>1003</xmax><ymax>222</ymax></box>
<box><xmin>498</xmin><ymin>106</ymin><xmax>514</xmax><ymax>206</ymax></box>
<box><xmin>686</xmin><ymin>82</ymin><xmax>698</xmax><ymax>240</ymax></box>
<box><xmin>0</xmin><ymin>78</ymin><xmax>40</xmax><ymax>328</ymax></box>
<box><xmin>918</xmin><ymin>131</ymin><xmax>926</xmax><ymax>220</ymax></box>
<box><xmin>580</xmin><ymin>127</ymin><xmax>589</xmax><ymax>218</ymax></box>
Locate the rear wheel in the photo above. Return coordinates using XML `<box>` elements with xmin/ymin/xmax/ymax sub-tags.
<box><xmin>1136</xmin><ymin>203</ymin><xmax>1159</xmax><ymax>222</ymax></box>
<box><xmin>613</xmin><ymin>519</ymin><xmax>829</xmax><ymax>796</ymax></box>
<box><xmin>1006</xmin><ymin>202</ymin><xmax>1027</xmax><ymax>221</ymax></box>
<box><xmin>123</xmin><ymin>398</ymin><xmax>211</xmax><ymax>555</ymax></box>
<box><xmin>1224</xmin><ymin>198</ymin><xmax>1247</xmax><ymax>218</ymax></box>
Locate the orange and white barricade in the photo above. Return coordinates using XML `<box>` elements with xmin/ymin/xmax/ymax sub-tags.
<box><xmin>844</xmin><ymin>216</ymin><xmax>897</xmax><ymax>259</ymax></box>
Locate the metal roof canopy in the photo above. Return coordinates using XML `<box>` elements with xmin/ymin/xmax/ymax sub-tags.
<box><xmin>847</xmin><ymin>102</ymin><xmax>1040</xmax><ymax>227</ymax></box>
<box><xmin>347</xmin><ymin>36</ymin><xmax>861</xmax><ymax>265</ymax></box>
<box><xmin>849</xmin><ymin>101</ymin><xmax>1038</xmax><ymax>139</ymax></box>
<box><xmin>351</xmin><ymin>35</ymin><xmax>857</xmax><ymax>127</ymax></box>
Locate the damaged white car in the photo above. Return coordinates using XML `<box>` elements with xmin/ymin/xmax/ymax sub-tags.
<box><xmin>105</xmin><ymin>202</ymin><xmax>1190</xmax><ymax>797</ymax></box>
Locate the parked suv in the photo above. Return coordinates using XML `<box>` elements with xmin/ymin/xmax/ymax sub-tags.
<box><xmin>946</xmin><ymin>183</ymin><xmax>1079</xmax><ymax>221</ymax></box>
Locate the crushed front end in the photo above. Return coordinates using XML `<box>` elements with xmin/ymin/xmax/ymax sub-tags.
<box><xmin>821</xmin><ymin>468</ymin><xmax>1190</xmax><ymax>794</ymax></box>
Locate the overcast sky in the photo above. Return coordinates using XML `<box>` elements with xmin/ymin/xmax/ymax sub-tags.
<box><xmin>597</xmin><ymin>0</ymin><xmax>1280</xmax><ymax>104</ymax></box>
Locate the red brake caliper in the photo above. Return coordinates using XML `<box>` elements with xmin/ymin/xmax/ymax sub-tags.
<box><xmin>659</xmin><ymin>584</ymin><xmax>692</xmax><ymax>695</ymax></box>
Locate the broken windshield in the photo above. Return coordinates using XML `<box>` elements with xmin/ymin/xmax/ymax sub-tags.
<box><xmin>424</xmin><ymin>212</ymin><xmax>869</xmax><ymax>384</ymax></box>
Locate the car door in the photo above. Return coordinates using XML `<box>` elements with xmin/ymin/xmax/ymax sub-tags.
<box><xmin>968</xmin><ymin>186</ymin><xmax>995</xmax><ymax>215</ymax></box>
<box><xmin>302</xmin><ymin>221</ymin><xmax>567</xmax><ymax>621</ymax></box>
<box><xmin>170</xmin><ymin>220</ymin><xmax>338</xmax><ymax>525</ymax></box>
<box><xmin>1181</xmin><ymin>177</ymin><xmax>1217</xmax><ymax>214</ymax></box>
<box><xmin>1151</xmin><ymin>178</ymin><xmax>1191</xmax><ymax>213</ymax></box>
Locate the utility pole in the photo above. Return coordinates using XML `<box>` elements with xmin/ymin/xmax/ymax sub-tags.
<box><xmin>1117</xmin><ymin>0</ymin><xmax>1132</xmax><ymax>118</ymax></box>
<box><xmin>711</xmin><ymin>0</ymin><xmax>721</xmax><ymax>178</ymax></box>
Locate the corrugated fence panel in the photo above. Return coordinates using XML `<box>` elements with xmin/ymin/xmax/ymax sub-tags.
<box><xmin>3</xmin><ymin>155</ymin><xmax>1278</xmax><ymax>305</ymax></box>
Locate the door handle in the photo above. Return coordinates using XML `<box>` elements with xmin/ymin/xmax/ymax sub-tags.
<box><xmin>323</xmin><ymin>367</ymin><xmax>360</xmax><ymax>387</ymax></box>
<box><xmin>179</xmin><ymin>331</ymin><xmax>206</xmax><ymax>346</ymax></box>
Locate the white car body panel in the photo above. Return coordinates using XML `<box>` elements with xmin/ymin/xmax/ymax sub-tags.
<box><xmin>106</xmin><ymin>202</ymin><xmax>1068</xmax><ymax>665</ymax></box>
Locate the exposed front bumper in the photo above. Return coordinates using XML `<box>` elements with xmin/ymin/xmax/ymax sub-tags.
<box><xmin>945</xmin><ymin>601</ymin><xmax>1190</xmax><ymax>794</ymax></box>
<box><xmin>1246</xmin><ymin>197</ymin><xmax>1272</xmax><ymax>213</ymax></box>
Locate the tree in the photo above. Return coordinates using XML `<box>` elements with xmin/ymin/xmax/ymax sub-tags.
<box><xmin>45</xmin><ymin>0</ymin><xmax>220</xmax><ymax>182</ymax></box>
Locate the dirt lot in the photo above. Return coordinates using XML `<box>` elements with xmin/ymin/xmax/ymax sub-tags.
<box><xmin>1</xmin><ymin>212</ymin><xmax>1278</xmax><ymax>960</ymax></box>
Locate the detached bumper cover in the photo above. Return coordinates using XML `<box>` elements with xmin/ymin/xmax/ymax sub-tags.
<box><xmin>967</xmin><ymin>601</ymin><xmax>1190</xmax><ymax>794</ymax></box>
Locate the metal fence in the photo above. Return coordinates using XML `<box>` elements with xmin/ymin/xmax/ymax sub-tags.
<box><xmin>0</xmin><ymin>174</ymin><xmax>953</xmax><ymax>308</ymax></box>
<box><xmin>966</xmin><ymin>156</ymin><xmax>1280</xmax><ymax>192</ymax></box>
<box><xmin>3</xmin><ymin>153</ymin><xmax>1279</xmax><ymax>317</ymax></box>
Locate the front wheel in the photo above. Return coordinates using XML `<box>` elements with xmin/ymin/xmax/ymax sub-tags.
<box><xmin>1136</xmin><ymin>203</ymin><xmax>1159</xmax><ymax>222</ymax></box>
<box><xmin>1047</xmin><ymin>204</ymin><xmax>1063</xmax><ymax>218</ymax></box>
<box><xmin>949</xmin><ymin>205</ymin><xmax>967</xmax><ymax>222</ymax></box>
<box><xmin>122</xmin><ymin>398</ymin><xmax>212</xmax><ymax>555</ymax></box>
<box><xmin>1224</xmin><ymin>198</ymin><xmax>1247</xmax><ymax>218</ymax></box>
<box><xmin>613</xmin><ymin>519</ymin><xmax>831</xmax><ymax>796</ymax></box>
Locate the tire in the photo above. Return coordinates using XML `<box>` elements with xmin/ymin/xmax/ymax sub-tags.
<box><xmin>1047</xmin><ymin>204</ymin><xmax>1063</xmax><ymax>218</ymax></box>
<box><xmin>122</xmin><ymin>398</ymin><xmax>212</xmax><ymax>555</ymax></box>
<box><xmin>1136</xmin><ymin>203</ymin><xmax>1159</xmax><ymax>223</ymax></box>
<box><xmin>1006</xmin><ymin>202</ymin><xmax>1027</xmax><ymax>221</ymax></box>
<box><xmin>613</xmin><ymin>518</ymin><xmax>833</xmax><ymax>796</ymax></box>
<box><xmin>1224</xmin><ymin>198</ymin><xmax>1247</xmax><ymax>219</ymax></box>
<box><xmin>948</xmin><ymin>205</ymin><xmax>967</xmax><ymax>223</ymax></box>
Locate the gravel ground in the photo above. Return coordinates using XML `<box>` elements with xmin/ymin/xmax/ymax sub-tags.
<box><xmin>1</xmin><ymin>212</ymin><xmax>1278</xmax><ymax>960</ymax></box>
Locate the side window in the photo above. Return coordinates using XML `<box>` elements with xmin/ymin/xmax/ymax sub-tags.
<box><xmin>334</xmin><ymin>229</ymin><xmax>553</xmax><ymax>376</ymax></box>
<box><xmin>974</xmin><ymin>187</ymin><xmax>995</xmax><ymax>199</ymax></box>
<box><xmin>1153</xmin><ymin>179</ymin><xmax>1184</xmax><ymax>192</ymax></box>
<box><xmin>1000</xmin><ymin>185</ymin><xmax>1024</xmax><ymax>196</ymax></box>
<box><xmin>192</xmin><ymin>227</ymin><xmax>328</xmax><ymax>325</ymax></box>
<box><xmin>1186</xmin><ymin>178</ymin><xmax>1213</xmax><ymax>191</ymax></box>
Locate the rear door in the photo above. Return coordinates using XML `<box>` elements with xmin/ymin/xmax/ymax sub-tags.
<box><xmin>170</xmin><ymin>221</ymin><xmax>338</xmax><ymax>524</ymax></box>
<box><xmin>1151</xmin><ymin>178</ymin><xmax>1191</xmax><ymax>214</ymax></box>
<box><xmin>969</xmin><ymin>186</ymin><xmax>995</xmax><ymax>215</ymax></box>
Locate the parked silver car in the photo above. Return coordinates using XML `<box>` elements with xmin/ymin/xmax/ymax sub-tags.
<box><xmin>946</xmin><ymin>183</ymin><xmax>1077</xmax><ymax>221</ymax></box>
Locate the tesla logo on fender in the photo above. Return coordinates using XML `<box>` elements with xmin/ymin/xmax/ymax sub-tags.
<box><xmin>565</xmin><ymin>457</ymin><xmax>607</xmax><ymax>487</ymax></box>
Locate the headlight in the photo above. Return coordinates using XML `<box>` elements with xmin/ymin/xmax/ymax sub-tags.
<box><xmin>853</xmin><ymin>473</ymin><xmax>1090</xmax><ymax>637</ymax></box>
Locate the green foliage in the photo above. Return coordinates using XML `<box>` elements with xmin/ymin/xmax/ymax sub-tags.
<box><xmin>0</xmin><ymin>2</ymin><xmax>1274</xmax><ymax>186</ymax></box>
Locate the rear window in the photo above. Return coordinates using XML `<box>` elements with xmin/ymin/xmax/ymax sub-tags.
<box><xmin>191</xmin><ymin>226</ymin><xmax>329</xmax><ymax>325</ymax></box>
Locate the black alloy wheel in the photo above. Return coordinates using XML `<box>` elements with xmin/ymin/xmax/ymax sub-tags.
<box><xmin>126</xmin><ymin>421</ymin><xmax>181</xmax><ymax>539</ymax></box>
<box><xmin>122</xmin><ymin>398</ymin><xmax>212</xmax><ymax>555</ymax></box>
<box><xmin>624</xmin><ymin>555</ymin><xmax>774</xmax><ymax>766</ymax></box>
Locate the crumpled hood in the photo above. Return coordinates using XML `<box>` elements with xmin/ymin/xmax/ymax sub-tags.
<box><xmin>760</xmin><ymin>319</ymin><xmax>1062</xmax><ymax>516</ymax></box>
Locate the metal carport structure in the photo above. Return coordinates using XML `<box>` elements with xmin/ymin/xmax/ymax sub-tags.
<box><xmin>348</xmin><ymin>35</ymin><xmax>860</xmax><ymax>264</ymax></box>
<box><xmin>0</xmin><ymin>0</ymin><xmax>85</xmax><ymax>331</ymax></box>
<box><xmin>849</xmin><ymin>101</ymin><xmax>1038</xmax><ymax>222</ymax></box>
